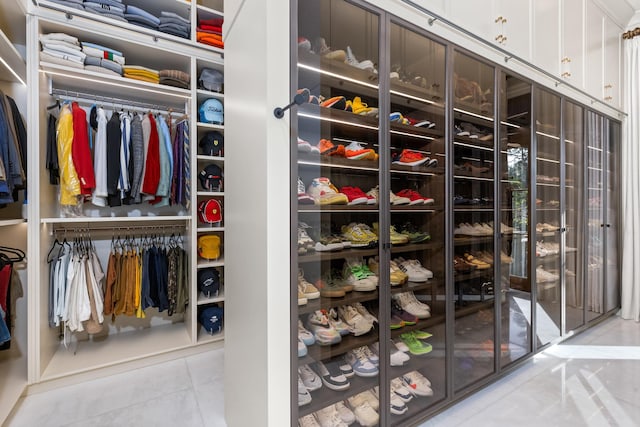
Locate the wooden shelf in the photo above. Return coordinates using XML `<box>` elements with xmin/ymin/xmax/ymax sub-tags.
<box><xmin>298</xmin><ymin>290</ymin><xmax>379</xmax><ymax>315</ymax></box>
<box><xmin>0</xmin><ymin>219</ymin><xmax>26</xmax><ymax>227</ymax></box>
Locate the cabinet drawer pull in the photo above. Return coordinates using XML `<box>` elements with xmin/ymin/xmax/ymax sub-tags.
<box><xmin>604</xmin><ymin>84</ymin><xmax>613</xmax><ymax>89</ymax></box>
<box><xmin>561</xmin><ymin>57</ymin><xmax>571</xmax><ymax>63</ymax></box>
<box><xmin>561</xmin><ymin>72</ymin><xmax>571</xmax><ymax>78</ymax></box>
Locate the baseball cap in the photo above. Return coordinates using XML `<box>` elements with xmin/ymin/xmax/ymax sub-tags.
<box><xmin>198</xmin><ymin>68</ymin><xmax>224</xmax><ymax>92</ymax></box>
<box><xmin>199</xmin><ymin>99</ymin><xmax>224</xmax><ymax>124</ymax></box>
<box><xmin>198</xmin><ymin>199</ymin><xmax>222</xmax><ymax>224</ymax></box>
<box><xmin>199</xmin><ymin>164</ymin><xmax>223</xmax><ymax>191</ymax></box>
<box><xmin>199</xmin><ymin>306</ymin><xmax>224</xmax><ymax>334</ymax></box>
<box><xmin>198</xmin><ymin>235</ymin><xmax>221</xmax><ymax>260</ymax></box>
<box><xmin>199</xmin><ymin>131</ymin><xmax>224</xmax><ymax>156</ymax></box>
<box><xmin>198</xmin><ymin>268</ymin><xmax>221</xmax><ymax>297</ymax></box>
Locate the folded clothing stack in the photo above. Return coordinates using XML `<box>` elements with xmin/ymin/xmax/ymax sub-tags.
<box><xmin>46</xmin><ymin>0</ymin><xmax>84</xmax><ymax>11</ymax></box>
<box><xmin>84</xmin><ymin>0</ymin><xmax>126</xmax><ymax>22</ymax></box>
<box><xmin>159</xmin><ymin>69</ymin><xmax>190</xmax><ymax>89</ymax></box>
<box><xmin>159</xmin><ymin>11</ymin><xmax>190</xmax><ymax>39</ymax></box>
<box><xmin>123</xmin><ymin>65</ymin><xmax>159</xmax><ymax>84</ymax></box>
<box><xmin>82</xmin><ymin>41</ymin><xmax>125</xmax><ymax>76</ymax></box>
<box><xmin>39</xmin><ymin>33</ymin><xmax>86</xmax><ymax>70</ymax></box>
<box><xmin>124</xmin><ymin>4</ymin><xmax>160</xmax><ymax>31</ymax></box>
<box><xmin>197</xmin><ymin>17</ymin><xmax>223</xmax><ymax>49</ymax></box>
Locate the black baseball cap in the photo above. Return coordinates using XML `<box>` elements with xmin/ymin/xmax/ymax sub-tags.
<box><xmin>199</xmin><ymin>131</ymin><xmax>224</xmax><ymax>156</ymax></box>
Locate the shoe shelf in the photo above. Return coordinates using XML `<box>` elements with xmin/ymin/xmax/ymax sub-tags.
<box><xmin>453</xmin><ymin>138</ymin><xmax>494</xmax><ymax>151</ymax></box>
<box><xmin>390</xmin><ymin>205</ymin><xmax>444</xmax><ymax>213</ymax></box>
<box><xmin>453</xmin><ymin>103</ymin><xmax>495</xmax><ymax>122</ymax></box>
<box><xmin>297</xmin><ymin>370</ymin><xmax>378</xmax><ymax>419</ymax></box>
<box><xmin>390</xmin><ymin>241</ymin><xmax>442</xmax><ymax>254</ymax></box>
<box><xmin>298</xmin><ymin>154</ymin><xmax>378</xmax><ymax>172</ymax></box>
<box><xmin>298</xmin><ymin>50</ymin><xmax>379</xmax><ymax>94</ymax></box>
<box><xmin>298</xmin><ymin>290</ymin><xmax>379</xmax><ymax>316</ymax></box>
<box><xmin>298</xmin><ymin>248</ymin><xmax>379</xmax><ymax>264</ymax></box>
<box><xmin>453</xmin><ymin>175</ymin><xmax>494</xmax><ymax>183</ymax></box>
<box><xmin>390</xmin><ymin>165</ymin><xmax>443</xmax><ymax>176</ymax></box>
<box><xmin>302</xmin><ymin>328</ymin><xmax>379</xmax><ymax>364</ymax></box>
<box><xmin>453</xmin><ymin>269</ymin><xmax>493</xmax><ymax>283</ymax></box>
<box><xmin>453</xmin><ymin>236</ymin><xmax>494</xmax><ymax>246</ymax></box>
<box><xmin>389</xmin><ymin>79</ymin><xmax>445</xmax><ymax>109</ymax></box>
<box><xmin>389</xmin><ymin>314</ymin><xmax>445</xmax><ymax>340</ymax></box>
<box><xmin>298</xmin><ymin>205</ymin><xmax>378</xmax><ymax>213</ymax></box>
<box><xmin>536</xmin><ymin>182</ymin><xmax>561</xmax><ymax>188</ymax></box>
<box><xmin>453</xmin><ymin>206</ymin><xmax>494</xmax><ymax>212</ymax></box>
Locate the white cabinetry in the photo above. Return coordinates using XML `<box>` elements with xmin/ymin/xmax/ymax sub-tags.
<box><xmin>448</xmin><ymin>0</ymin><xmax>495</xmax><ymax>45</ymax></box>
<box><xmin>533</xmin><ymin>0</ymin><xmax>561</xmax><ymax>76</ymax></box>
<box><xmin>495</xmin><ymin>0</ymin><xmax>531</xmax><ymax>60</ymax></box>
<box><xmin>561</xmin><ymin>0</ymin><xmax>585</xmax><ymax>87</ymax></box>
<box><xmin>585</xmin><ymin>0</ymin><xmax>604</xmax><ymax>99</ymax></box>
<box><xmin>603</xmin><ymin>15</ymin><xmax>622</xmax><ymax>108</ymax></box>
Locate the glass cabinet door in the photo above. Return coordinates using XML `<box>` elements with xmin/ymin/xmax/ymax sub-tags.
<box><xmin>452</xmin><ymin>52</ymin><xmax>496</xmax><ymax>391</ymax></box>
<box><xmin>605</xmin><ymin>120</ymin><xmax>620</xmax><ymax>313</ymax></box>
<box><xmin>387</xmin><ymin>22</ymin><xmax>447</xmax><ymax>423</ymax></box>
<box><xmin>564</xmin><ymin>101</ymin><xmax>585</xmax><ymax>332</ymax></box>
<box><xmin>586</xmin><ymin>111</ymin><xmax>604</xmax><ymax>321</ymax></box>
<box><xmin>295</xmin><ymin>1</ymin><xmax>382</xmax><ymax>424</ymax></box>
<box><xmin>499</xmin><ymin>73</ymin><xmax>532</xmax><ymax>368</ymax></box>
<box><xmin>534</xmin><ymin>89</ymin><xmax>561</xmax><ymax>346</ymax></box>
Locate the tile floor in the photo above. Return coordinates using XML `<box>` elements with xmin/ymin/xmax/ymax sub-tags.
<box><xmin>6</xmin><ymin>315</ymin><xmax>640</xmax><ymax>427</ymax></box>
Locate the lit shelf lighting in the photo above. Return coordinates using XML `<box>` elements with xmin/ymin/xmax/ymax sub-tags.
<box><xmin>297</xmin><ymin>63</ymin><xmax>379</xmax><ymax>90</ymax></box>
<box><xmin>535</xmin><ymin>131</ymin><xmax>560</xmax><ymax>141</ymax></box>
<box><xmin>0</xmin><ymin>56</ymin><xmax>26</xmax><ymax>86</ymax></box>
<box><xmin>453</xmin><ymin>107</ymin><xmax>494</xmax><ymax>122</ymax></box>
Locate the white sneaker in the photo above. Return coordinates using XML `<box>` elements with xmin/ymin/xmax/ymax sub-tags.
<box><xmin>315</xmin><ymin>405</ymin><xmax>348</xmax><ymax>427</ymax></box>
<box><xmin>402</xmin><ymin>371</ymin><xmax>433</xmax><ymax>397</ymax></box>
<box><xmin>390</xmin><ymin>190</ymin><xmax>411</xmax><ymax>205</ymax></box>
<box><xmin>345</xmin><ymin>347</ymin><xmax>378</xmax><ymax>377</ymax></box>
<box><xmin>337</xmin><ymin>305</ymin><xmax>373</xmax><ymax>336</ymax></box>
<box><xmin>342</xmin><ymin>258</ymin><xmax>377</xmax><ymax>291</ymax></box>
<box><xmin>298</xmin><ymin>319</ymin><xmax>315</xmax><ymax>346</ymax></box>
<box><xmin>348</xmin><ymin>400</ymin><xmax>379</xmax><ymax>427</ymax></box>
<box><xmin>307</xmin><ymin>177</ymin><xmax>349</xmax><ymax>205</ymax></box>
<box><xmin>344</xmin><ymin>46</ymin><xmax>375</xmax><ymax>72</ymax></box>
<box><xmin>397</xmin><ymin>259</ymin><xmax>432</xmax><ymax>282</ymax></box>
<box><xmin>390</xmin><ymin>391</ymin><xmax>408</xmax><ymax>415</ymax></box>
<box><xmin>298</xmin><ymin>375</ymin><xmax>312</xmax><ymax>406</ymax></box>
<box><xmin>327</xmin><ymin>308</ymin><xmax>350</xmax><ymax>336</ymax></box>
<box><xmin>299</xmin><ymin>364</ymin><xmax>322</xmax><ymax>391</ymax></box>
<box><xmin>298</xmin><ymin>338</ymin><xmax>307</xmax><ymax>357</ymax></box>
<box><xmin>312</xmin><ymin>361</ymin><xmax>350</xmax><ymax>391</ymax></box>
<box><xmin>393</xmin><ymin>338</ymin><xmax>410</xmax><ymax>353</ymax></box>
<box><xmin>352</xmin><ymin>302</ymin><xmax>378</xmax><ymax>324</ymax></box>
<box><xmin>369</xmin><ymin>341</ymin><xmax>409</xmax><ymax>366</ymax></box>
<box><xmin>347</xmin><ymin>389</ymin><xmax>379</xmax><ymax>412</ymax></box>
<box><xmin>298</xmin><ymin>414</ymin><xmax>320</xmax><ymax>427</ymax></box>
<box><xmin>406</xmin><ymin>290</ymin><xmax>432</xmax><ymax>312</ymax></box>
<box><xmin>394</xmin><ymin>292</ymin><xmax>430</xmax><ymax>319</ymax></box>
<box><xmin>335</xmin><ymin>401</ymin><xmax>356</xmax><ymax>425</ymax></box>
<box><xmin>391</xmin><ymin>377</ymin><xmax>414</xmax><ymax>402</ymax></box>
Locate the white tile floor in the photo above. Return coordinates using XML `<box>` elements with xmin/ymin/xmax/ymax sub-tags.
<box><xmin>6</xmin><ymin>315</ymin><xmax>640</xmax><ymax>427</ymax></box>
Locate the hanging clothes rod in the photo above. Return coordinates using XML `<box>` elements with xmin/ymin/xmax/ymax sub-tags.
<box><xmin>51</xmin><ymin>222</ymin><xmax>188</xmax><ymax>234</ymax></box>
<box><xmin>50</xmin><ymin>88</ymin><xmax>187</xmax><ymax>116</ymax></box>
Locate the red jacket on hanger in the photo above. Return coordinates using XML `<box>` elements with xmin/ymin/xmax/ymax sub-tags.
<box><xmin>71</xmin><ymin>102</ymin><xmax>96</xmax><ymax>195</ymax></box>
<box><xmin>141</xmin><ymin>113</ymin><xmax>160</xmax><ymax>196</ymax></box>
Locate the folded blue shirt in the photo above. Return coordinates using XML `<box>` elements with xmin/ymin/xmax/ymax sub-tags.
<box><xmin>81</xmin><ymin>41</ymin><xmax>123</xmax><ymax>57</ymax></box>
<box><xmin>125</xmin><ymin>14</ymin><xmax>159</xmax><ymax>30</ymax></box>
<box><xmin>125</xmin><ymin>5</ymin><xmax>160</xmax><ymax>26</ymax></box>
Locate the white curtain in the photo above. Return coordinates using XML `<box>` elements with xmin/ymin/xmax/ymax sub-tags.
<box><xmin>620</xmin><ymin>34</ymin><xmax>640</xmax><ymax>321</ymax></box>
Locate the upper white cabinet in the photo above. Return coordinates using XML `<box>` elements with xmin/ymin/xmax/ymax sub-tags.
<box><xmin>534</xmin><ymin>0</ymin><xmax>561</xmax><ymax>76</ymax></box>
<box><xmin>448</xmin><ymin>0</ymin><xmax>495</xmax><ymax>45</ymax></box>
<box><xmin>585</xmin><ymin>0</ymin><xmax>605</xmax><ymax>100</ymax></box>
<box><xmin>603</xmin><ymin>15</ymin><xmax>622</xmax><ymax>108</ymax></box>
<box><xmin>495</xmin><ymin>0</ymin><xmax>531</xmax><ymax>60</ymax></box>
<box><xmin>561</xmin><ymin>0</ymin><xmax>585</xmax><ymax>87</ymax></box>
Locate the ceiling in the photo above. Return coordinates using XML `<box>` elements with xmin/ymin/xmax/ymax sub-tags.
<box><xmin>627</xmin><ymin>0</ymin><xmax>640</xmax><ymax>10</ymax></box>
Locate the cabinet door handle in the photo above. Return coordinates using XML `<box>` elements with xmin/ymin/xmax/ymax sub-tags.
<box><xmin>561</xmin><ymin>57</ymin><xmax>572</xmax><ymax>63</ymax></box>
<box><xmin>495</xmin><ymin>16</ymin><xmax>505</xmax><ymax>23</ymax></box>
<box><xmin>604</xmin><ymin>84</ymin><xmax>613</xmax><ymax>89</ymax></box>
<box><xmin>607</xmin><ymin>224</ymin><xmax>611</xmax><ymax>228</ymax></box>
<box><xmin>561</xmin><ymin>72</ymin><xmax>572</xmax><ymax>78</ymax></box>
<box><xmin>604</xmin><ymin>96</ymin><xmax>613</xmax><ymax>101</ymax></box>
<box><xmin>495</xmin><ymin>34</ymin><xmax>504</xmax><ymax>42</ymax></box>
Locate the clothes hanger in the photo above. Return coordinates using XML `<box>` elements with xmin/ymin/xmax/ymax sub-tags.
<box><xmin>47</xmin><ymin>239</ymin><xmax>64</xmax><ymax>263</ymax></box>
<box><xmin>0</xmin><ymin>246</ymin><xmax>26</xmax><ymax>262</ymax></box>
<box><xmin>46</xmin><ymin>99</ymin><xmax>61</xmax><ymax>111</ymax></box>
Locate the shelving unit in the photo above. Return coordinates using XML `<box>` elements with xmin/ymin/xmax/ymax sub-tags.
<box><xmin>21</xmin><ymin>0</ymin><xmax>226</xmax><ymax>387</ymax></box>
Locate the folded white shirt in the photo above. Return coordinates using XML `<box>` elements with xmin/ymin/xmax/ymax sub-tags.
<box><xmin>41</xmin><ymin>40</ymin><xmax>83</xmax><ymax>52</ymax></box>
<box><xmin>39</xmin><ymin>33</ymin><xmax>79</xmax><ymax>46</ymax></box>
<box><xmin>40</xmin><ymin>51</ymin><xmax>85</xmax><ymax>69</ymax></box>
<box><xmin>41</xmin><ymin>47</ymin><xmax>86</xmax><ymax>64</ymax></box>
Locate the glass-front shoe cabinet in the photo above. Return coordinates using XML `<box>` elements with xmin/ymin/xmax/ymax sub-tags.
<box><xmin>290</xmin><ymin>0</ymin><xmax>620</xmax><ymax>424</ymax></box>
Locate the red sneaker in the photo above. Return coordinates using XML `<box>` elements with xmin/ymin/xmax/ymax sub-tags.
<box><xmin>340</xmin><ymin>186</ymin><xmax>369</xmax><ymax>205</ymax></box>
<box><xmin>393</xmin><ymin>149</ymin><xmax>429</xmax><ymax>166</ymax></box>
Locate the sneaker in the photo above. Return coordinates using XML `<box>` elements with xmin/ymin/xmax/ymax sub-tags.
<box><xmin>390</xmin><ymin>313</ymin><xmax>405</xmax><ymax>329</ymax></box>
<box><xmin>298</xmin><ymin>320</ymin><xmax>315</xmax><ymax>346</ymax></box>
<box><xmin>372</xmin><ymin>222</ymin><xmax>410</xmax><ymax>245</ymax></box>
<box><xmin>404</xmin><ymin>290</ymin><xmax>432</xmax><ymax>313</ymax></box>
<box><xmin>297</xmin><ymin>178</ymin><xmax>315</xmax><ymax>205</ymax></box>
<box><xmin>350</xmin><ymin>97</ymin><xmax>378</xmax><ymax>116</ymax></box>
<box><xmin>348</xmin><ymin>400</ymin><xmax>378</xmax><ymax>427</ymax></box>
<box><xmin>342</xmin><ymin>257</ymin><xmax>378</xmax><ymax>291</ymax></box>
<box><xmin>392</xmin><ymin>301</ymin><xmax>418</xmax><ymax>325</ymax></box>
<box><xmin>297</xmin><ymin>223</ymin><xmax>316</xmax><ymax>250</ymax></box>
<box><xmin>362</xmin><ymin>345</ymin><xmax>379</xmax><ymax>366</ymax></box>
<box><xmin>337</xmin><ymin>305</ymin><xmax>373</xmax><ymax>336</ymax></box>
<box><xmin>348</xmin><ymin>389</ymin><xmax>380</xmax><ymax>412</ymax></box>
<box><xmin>344</xmin><ymin>141</ymin><xmax>377</xmax><ymax>160</ymax></box>
<box><xmin>341</xmin><ymin>223</ymin><xmax>378</xmax><ymax>248</ymax></box>
<box><xmin>298</xmin><ymin>414</ymin><xmax>320</xmax><ymax>427</ymax></box>
<box><xmin>327</xmin><ymin>308</ymin><xmax>351</xmax><ymax>336</ymax></box>
<box><xmin>396</xmin><ymin>259</ymin><xmax>433</xmax><ymax>282</ymax></box>
<box><xmin>318</xmin><ymin>139</ymin><xmax>340</xmax><ymax>156</ymax></box>
<box><xmin>345</xmin><ymin>346</ymin><xmax>379</xmax><ymax>377</ymax></box>
<box><xmin>390</xmin><ymin>392</ymin><xmax>408</xmax><ymax>415</ymax></box>
<box><xmin>353</xmin><ymin>302</ymin><xmax>378</xmax><ymax>324</ymax></box>
<box><xmin>402</xmin><ymin>371</ymin><xmax>433</xmax><ymax>396</ymax></box>
<box><xmin>298</xmin><ymin>288</ymin><xmax>307</xmax><ymax>306</ymax></box>
<box><xmin>400</xmin><ymin>332</ymin><xmax>433</xmax><ymax>355</ymax></box>
<box><xmin>365</xmin><ymin>185</ymin><xmax>380</xmax><ymax>203</ymax></box>
<box><xmin>391</xmin><ymin>377</ymin><xmax>414</xmax><ymax>402</ymax></box>
<box><xmin>313</xmin><ymin>37</ymin><xmax>346</xmax><ymax>61</ymax></box>
<box><xmin>335</xmin><ymin>401</ymin><xmax>356</xmax><ymax>425</ymax></box>
<box><xmin>344</xmin><ymin>46</ymin><xmax>375</xmax><ymax>72</ymax></box>
<box><xmin>315</xmin><ymin>405</ymin><xmax>348</xmax><ymax>427</ymax></box>
<box><xmin>312</xmin><ymin>229</ymin><xmax>344</xmax><ymax>252</ymax></box>
<box><xmin>390</xmin><ymin>190</ymin><xmax>411</xmax><ymax>205</ymax></box>
<box><xmin>370</xmin><ymin>341</ymin><xmax>410</xmax><ymax>366</ymax></box>
<box><xmin>298</xmin><ymin>338</ymin><xmax>307</xmax><ymax>357</ymax></box>
<box><xmin>308</xmin><ymin>177</ymin><xmax>349</xmax><ymax>205</ymax></box>
<box><xmin>299</xmin><ymin>269</ymin><xmax>320</xmax><ymax>299</ymax></box>
<box><xmin>462</xmin><ymin>253</ymin><xmax>491</xmax><ymax>270</ymax></box>
<box><xmin>315</xmin><ymin>274</ymin><xmax>347</xmax><ymax>298</ymax></box>
<box><xmin>320</xmin><ymin>95</ymin><xmax>347</xmax><ymax>110</ymax></box>
<box><xmin>368</xmin><ymin>256</ymin><xmax>408</xmax><ymax>286</ymax></box>
<box><xmin>337</xmin><ymin>357</ymin><xmax>354</xmax><ymax>378</ymax></box>
<box><xmin>394</xmin><ymin>291</ymin><xmax>431</xmax><ymax>319</ymax></box>
<box><xmin>298</xmin><ymin>375</ymin><xmax>312</xmax><ymax>406</ymax></box>
<box><xmin>340</xmin><ymin>186</ymin><xmax>369</xmax><ymax>205</ymax></box>
<box><xmin>312</xmin><ymin>361</ymin><xmax>350</xmax><ymax>391</ymax></box>
<box><xmin>298</xmin><ymin>37</ymin><xmax>312</xmax><ymax>52</ymax></box>
<box><xmin>396</xmin><ymin>189</ymin><xmax>426</xmax><ymax>205</ymax></box>
<box><xmin>299</xmin><ymin>364</ymin><xmax>322</xmax><ymax>391</ymax></box>
<box><xmin>306</xmin><ymin>310</ymin><xmax>342</xmax><ymax>345</ymax></box>
<box><xmin>297</xmin><ymin>137</ymin><xmax>313</xmax><ymax>153</ymax></box>
<box><xmin>412</xmin><ymin>330</ymin><xmax>433</xmax><ymax>340</ymax></box>
<box><xmin>392</xmin><ymin>149</ymin><xmax>429</xmax><ymax>166</ymax></box>
<box><xmin>390</xmin><ymin>112</ymin><xmax>410</xmax><ymax>125</ymax></box>
<box><xmin>398</xmin><ymin>222</ymin><xmax>431</xmax><ymax>243</ymax></box>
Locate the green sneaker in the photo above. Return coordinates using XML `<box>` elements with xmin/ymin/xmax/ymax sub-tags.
<box><xmin>399</xmin><ymin>222</ymin><xmax>431</xmax><ymax>243</ymax></box>
<box><xmin>411</xmin><ymin>330</ymin><xmax>433</xmax><ymax>340</ymax></box>
<box><xmin>400</xmin><ymin>333</ymin><xmax>433</xmax><ymax>355</ymax></box>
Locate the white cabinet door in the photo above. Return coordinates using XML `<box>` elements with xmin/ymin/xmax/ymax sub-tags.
<box><xmin>448</xmin><ymin>0</ymin><xmax>495</xmax><ymax>45</ymax></box>
<box><xmin>533</xmin><ymin>0</ymin><xmax>560</xmax><ymax>75</ymax></box>
<box><xmin>603</xmin><ymin>16</ymin><xmax>622</xmax><ymax>108</ymax></box>
<box><xmin>585</xmin><ymin>0</ymin><xmax>604</xmax><ymax>99</ymax></box>
<box><xmin>497</xmin><ymin>0</ymin><xmax>532</xmax><ymax>60</ymax></box>
<box><xmin>562</xmin><ymin>0</ymin><xmax>585</xmax><ymax>88</ymax></box>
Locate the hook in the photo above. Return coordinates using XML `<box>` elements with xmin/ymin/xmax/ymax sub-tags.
<box><xmin>428</xmin><ymin>17</ymin><xmax>437</xmax><ymax>26</ymax></box>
